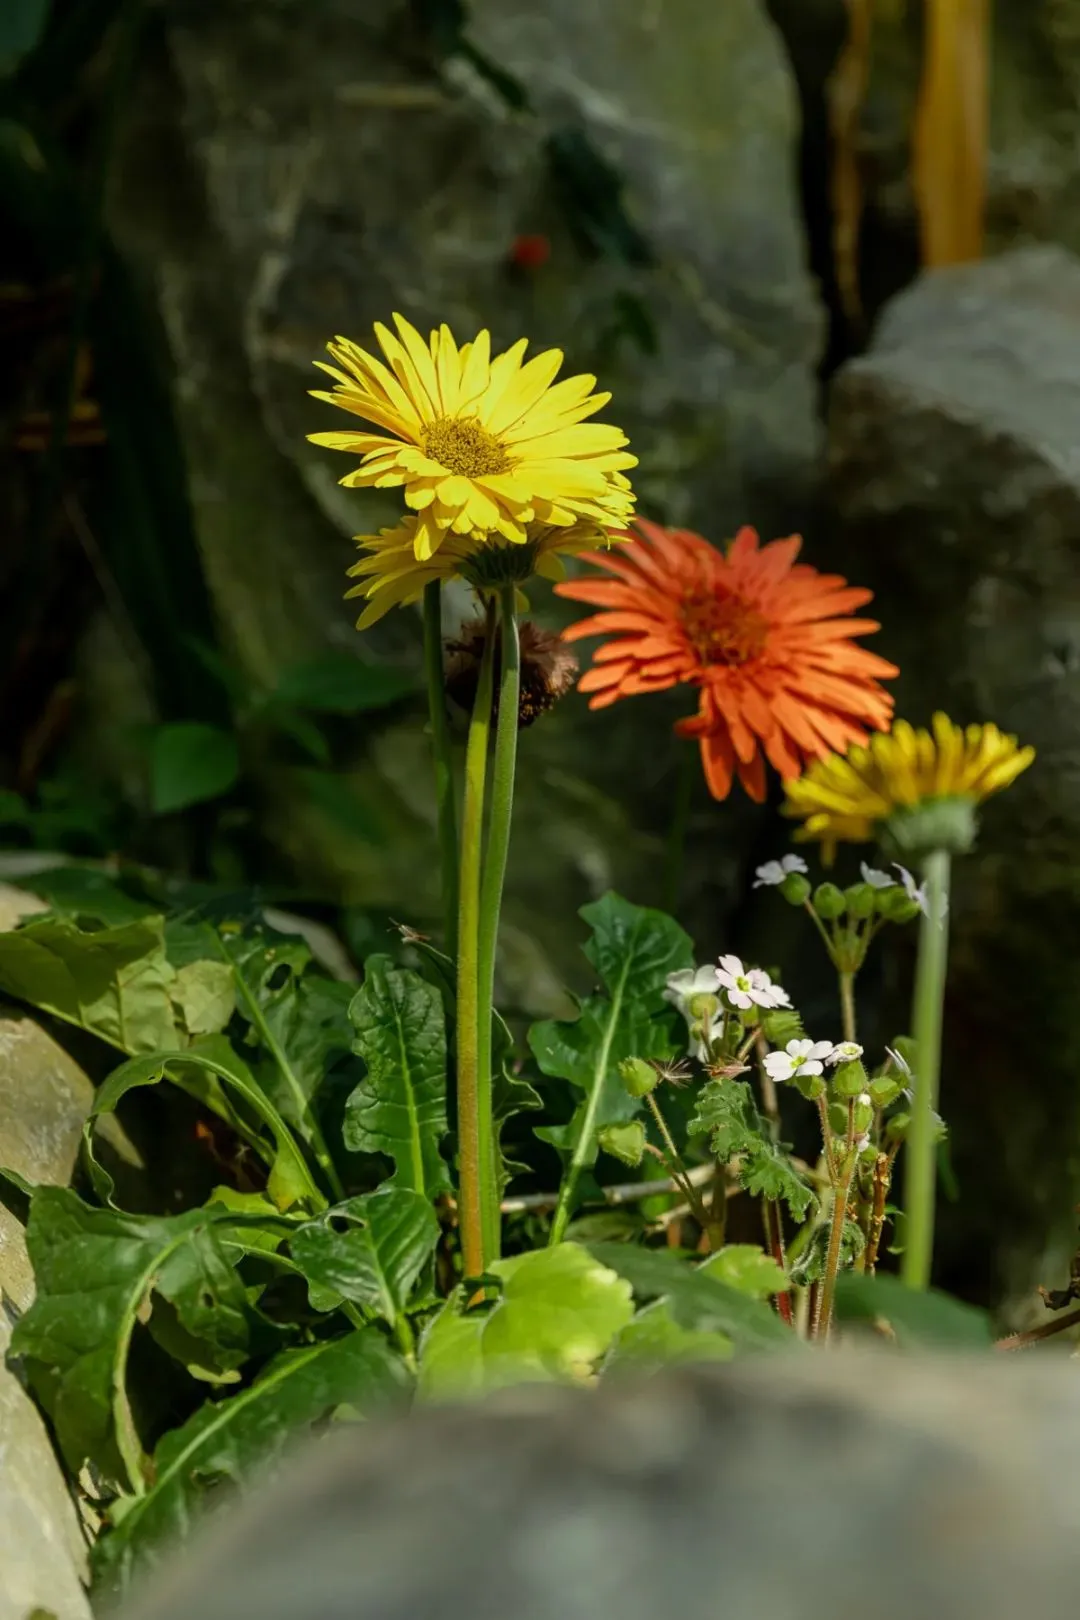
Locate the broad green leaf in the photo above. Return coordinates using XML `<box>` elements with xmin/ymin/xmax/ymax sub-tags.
<box><xmin>145</xmin><ymin>1229</ymin><xmax>252</xmax><ymax>1386</ymax></box>
<box><xmin>0</xmin><ymin>912</ymin><xmax>180</xmax><ymax>1052</ymax></box>
<box><xmin>10</xmin><ymin>1189</ymin><xmax>250</xmax><ymax>1489</ymax></box>
<box><xmin>700</xmin><ymin>1245</ymin><xmax>787</xmax><ymax>1299</ymax></box>
<box><xmin>84</xmin><ymin>1036</ymin><xmax>323</xmax><ymax>1214</ymax></box>
<box><xmin>605</xmin><ymin>1300</ymin><xmax>732</xmax><ymax>1372</ymax></box>
<box><xmin>528</xmin><ymin>893</ymin><xmax>691</xmax><ymax>1183</ymax></box>
<box><xmin>689</xmin><ymin>1079</ymin><xmax>814</xmax><ymax>1220</ymax></box>
<box><xmin>149</xmin><ymin>723</ymin><xmax>240</xmax><ymax>815</ymax></box>
<box><xmin>833</xmin><ymin>1273</ymin><xmax>992</xmax><ymax>1348</ymax></box>
<box><xmin>345</xmin><ymin>956</ymin><xmax>450</xmax><ymax>1196</ymax></box>
<box><xmin>219</xmin><ymin>925</ymin><xmax>356</xmax><ymax>1137</ymax></box>
<box><xmin>291</xmin><ymin>1187</ymin><xmax>439</xmax><ymax>1323</ymax></box>
<box><xmin>587</xmin><ymin>1243</ymin><xmax>793</xmax><ymax>1351</ymax></box>
<box><xmin>91</xmin><ymin>1329</ymin><xmax>410</xmax><ymax>1597</ymax></box>
<box><xmin>404</xmin><ymin>929</ymin><xmax>540</xmax><ymax>1193</ymax></box>
<box><xmin>272</xmin><ymin>653</ymin><xmax>415</xmax><ymax>714</ymax></box>
<box><xmin>170</xmin><ymin>959</ymin><xmax>235</xmax><ymax>1036</ymax></box>
<box><xmin>16</xmin><ymin>866</ymin><xmax>156</xmax><ymax>925</ymax></box>
<box><xmin>418</xmin><ymin>1243</ymin><xmax>633</xmax><ymax>1399</ymax></box>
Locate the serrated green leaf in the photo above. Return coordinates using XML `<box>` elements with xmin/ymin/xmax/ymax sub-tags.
<box><xmin>833</xmin><ymin>1273</ymin><xmax>992</xmax><ymax>1348</ymax></box>
<box><xmin>9</xmin><ymin>1189</ymin><xmax>250</xmax><ymax>1489</ymax></box>
<box><xmin>84</xmin><ymin>1035</ymin><xmax>323</xmax><ymax>1215</ymax></box>
<box><xmin>90</xmin><ymin>1329</ymin><xmax>410</xmax><ymax>1597</ymax></box>
<box><xmin>700</xmin><ymin>1245</ymin><xmax>787</xmax><ymax>1299</ymax></box>
<box><xmin>272</xmin><ymin>653</ymin><xmax>415</xmax><ymax>714</ymax></box>
<box><xmin>580</xmin><ymin>892</ymin><xmax>693</xmax><ymax>1003</ymax></box>
<box><xmin>418</xmin><ymin>1243</ymin><xmax>633</xmax><ymax>1399</ymax></box>
<box><xmin>170</xmin><ymin>959</ymin><xmax>236</xmax><ymax>1036</ymax></box>
<box><xmin>345</xmin><ymin>956</ymin><xmax>449</xmax><ymax>1197</ymax></box>
<box><xmin>0</xmin><ymin>912</ymin><xmax>180</xmax><ymax>1052</ymax></box>
<box><xmin>149</xmin><ymin>723</ymin><xmax>240</xmax><ymax>815</ymax></box>
<box><xmin>689</xmin><ymin>1079</ymin><xmax>814</xmax><ymax>1220</ymax></box>
<box><xmin>291</xmin><ymin>1187</ymin><xmax>439</xmax><ymax>1323</ymax></box>
<box><xmin>587</xmin><ymin>1243</ymin><xmax>793</xmax><ymax>1351</ymax></box>
<box><xmin>604</xmin><ymin>1300</ymin><xmax>732</xmax><ymax>1373</ymax></box>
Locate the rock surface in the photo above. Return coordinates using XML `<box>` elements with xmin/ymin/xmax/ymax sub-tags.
<box><xmin>826</xmin><ymin>244</ymin><xmax>1080</xmax><ymax>1307</ymax></box>
<box><xmin>0</xmin><ymin>1004</ymin><xmax>95</xmax><ymax>1620</ymax></box>
<box><xmin>120</xmin><ymin>1353</ymin><xmax>1080</xmax><ymax>1620</ymax></box>
<box><xmin>103</xmin><ymin>0</ymin><xmax>823</xmax><ymax>1001</ymax></box>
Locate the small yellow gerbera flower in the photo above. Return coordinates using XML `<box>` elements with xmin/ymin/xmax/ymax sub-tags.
<box><xmin>346</xmin><ymin>516</ymin><xmax>612</xmax><ymax>630</ymax></box>
<box><xmin>783</xmin><ymin>712</ymin><xmax>1034</xmax><ymax>859</ymax></box>
<box><xmin>308</xmin><ymin>315</ymin><xmax>637</xmax><ymax>561</ymax></box>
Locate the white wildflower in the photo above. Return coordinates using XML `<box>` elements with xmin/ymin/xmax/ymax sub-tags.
<box><xmin>753</xmin><ymin>854</ymin><xmax>808</xmax><ymax>889</ymax></box>
<box><xmin>664</xmin><ymin>966</ymin><xmax>724</xmax><ymax>1061</ymax></box>
<box><xmin>762</xmin><ymin>1037</ymin><xmax>835</xmax><ymax>1083</ymax></box>
<box><xmin>827</xmin><ymin>1041</ymin><xmax>864</xmax><ymax>1066</ymax></box>
<box><xmin>716</xmin><ymin>954</ymin><xmax>788</xmax><ymax>1011</ymax></box>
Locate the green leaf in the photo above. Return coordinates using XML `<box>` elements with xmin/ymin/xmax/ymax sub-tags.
<box><xmin>833</xmin><ymin>1273</ymin><xmax>993</xmax><ymax>1348</ymax></box>
<box><xmin>15</xmin><ymin>866</ymin><xmax>156</xmax><ymax>925</ymax></box>
<box><xmin>604</xmin><ymin>1300</ymin><xmax>732</xmax><ymax>1373</ymax></box>
<box><xmin>169</xmin><ymin>959</ymin><xmax>236</xmax><ymax>1037</ymax></box>
<box><xmin>587</xmin><ymin>1243</ymin><xmax>793</xmax><ymax>1351</ymax></box>
<box><xmin>220</xmin><ymin>925</ymin><xmax>355</xmax><ymax>1138</ymax></box>
<box><xmin>0</xmin><ymin>912</ymin><xmax>181</xmax><ymax>1053</ymax></box>
<box><xmin>291</xmin><ymin>1188</ymin><xmax>439</xmax><ymax>1323</ymax></box>
<box><xmin>418</xmin><ymin>1243</ymin><xmax>633</xmax><ymax>1400</ymax></box>
<box><xmin>700</xmin><ymin>1245</ymin><xmax>787</xmax><ymax>1299</ymax></box>
<box><xmin>149</xmin><ymin>723</ymin><xmax>240</xmax><ymax>815</ymax></box>
<box><xmin>345</xmin><ymin>956</ymin><xmax>450</xmax><ymax>1197</ymax></box>
<box><xmin>528</xmin><ymin>893</ymin><xmax>692</xmax><ymax>1178</ymax></box>
<box><xmin>9</xmin><ymin>1189</ymin><xmax>251</xmax><ymax>1489</ymax></box>
<box><xmin>85</xmin><ymin>1036</ymin><xmax>323</xmax><ymax>1214</ymax></box>
<box><xmin>90</xmin><ymin>1329</ymin><xmax>410</xmax><ymax>1597</ymax></box>
<box><xmin>0</xmin><ymin>0</ymin><xmax>53</xmax><ymax>73</ymax></box>
<box><xmin>689</xmin><ymin>1079</ymin><xmax>814</xmax><ymax>1220</ymax></box>
<box><xmin>272</xmin><ymin>653</ymin><xmax>415</xmax><ymax>714</ymax></box>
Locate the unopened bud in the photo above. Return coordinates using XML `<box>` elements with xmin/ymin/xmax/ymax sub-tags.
<box><xmin>688</xmin><ymin>992</ymin><xmax>720</xmax><ymax>1023</ymax></box>
<box><xmin>813</xmin><ymin>883</ymin><xmax>846</xmax><ymax>921</ymax></box>
<box><xmin>598</xmin><ymin>1120</ymin><xmax>647</xmax><ymax>1167</ymax></box>
<box><xmin>794</xmin><ymin>1069</ymin><xmax>825</xmax><ymax>1101</ymax></box>
<box><xmin>780</xmin><ymin>872</ymin><xmax>812</xmax><ymax>906</ymax></box>
<box><xmin>844</xmin><ymin>882</ymin><xmax>876</xmax><ymax>920</ymax></box>
<box><xmin>852</xmin><ymin>1094</ymin><xmax>874</xmax><ymax>1135</ymax></box>
<box><xmin>876</xmin><ymin>888</ymin><xmax>920</xmax><ymax>924</ymax></box>
<box><xmin>761</xmin><ymin>1008</ymin><xmax>804</xmax><ymax>1046</ymax></box>
<box><xmin>868</xmin><ymin>1074</ymin><xmax>903</xmax><ymax>1109</ymax></box>
<box><xmin>618</xmin><ymin>1057</ymin><xmax>657</xmax><ymax>1099</ymax></box>
<box><xmin>831</xmin><ymin>1058</ymin><xmax>869</xmax><ymax>1099</ymax></box>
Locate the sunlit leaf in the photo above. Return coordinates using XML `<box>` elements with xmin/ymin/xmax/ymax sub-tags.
<box><xmin>588</xmin><ymin>1243</ymin><xmax>793</xmax><ymax>1351</ymax></box>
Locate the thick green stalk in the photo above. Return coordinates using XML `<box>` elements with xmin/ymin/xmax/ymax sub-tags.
<box><xmin>455</xmin><ymin>599</ymin><xmax>497</xmax><ymax>1282</ymax></box>
<box><xmin>839</xmin><ymin>970</ymin><xmax>857</xmax><ymax>1044</ymax></box>
<box><xmin>901</xmin><ymin>848</ymin><xmax>952</xmax><ymax>1290</ymax></box>
<box><xmin>422</xmin><ymin>581</ymin><xmax>459</xmax><ymax>956</ymax></box>
<box><xmin>476</xmin><ymin>587</ymin><xmax>521</xmax><ymax>1261</ymax></box>
<box><xmin>814</xmin><ymin>1103</ymin><xmax>856</xmax><ymax>1340</ymax></box>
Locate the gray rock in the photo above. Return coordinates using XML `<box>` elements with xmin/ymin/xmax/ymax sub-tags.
<box><xmin>103</xmin><ymin>0</ymin><xmax>823</xmax><ymax>998</ymax></box>
<box><xmin>117</xmin><ymin>1353</ymin><xmax>1080</xmax><ymax>1620</ymax></box>
<box><xmin>0</xmin><ymin>1006</ymin><xmax>95</xmax><ymax>1620</ymax></box>
<box><xmin>826</xmin><ymin>244</ymin><xmax>1080</xmax><ymax>1307</ymax></box>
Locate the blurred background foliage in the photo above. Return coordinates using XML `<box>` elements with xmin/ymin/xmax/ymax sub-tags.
<box><xmin>2</xmin><ymin>0</ymin><xmax>1080</xmax><ymax>1309</ymax></box>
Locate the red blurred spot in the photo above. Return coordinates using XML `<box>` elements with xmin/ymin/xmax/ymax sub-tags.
<box><xmin>509</xmin><ymin>233</ymin><xmax>551</xmax><ymax>270</ymax></box>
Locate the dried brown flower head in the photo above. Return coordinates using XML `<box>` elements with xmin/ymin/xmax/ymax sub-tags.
<box><xmin>444</xmin><ymin>619</ymin><xmax>578</xmax><ymax>728</ymax></box>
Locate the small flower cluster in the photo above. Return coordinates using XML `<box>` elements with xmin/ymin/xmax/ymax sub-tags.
<box><xmin>665</xmin><ymin>954</ymin><xmax>790</xmax><ymax>1059</ymax></box>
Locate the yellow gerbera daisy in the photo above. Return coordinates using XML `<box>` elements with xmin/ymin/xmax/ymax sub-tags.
<box><xmin>783</xmin><ymin>712</ymin><xmax>1034</xmax><ymax>859</ymax></box>
<box><xmin>346</xmin><ymin>516</ymin><xmax>615</xmax><ymax>630</ymax></box>
<box><xmin>308</xmin><ymin>315</ymin><xmax>637</xmax><ymax>561</ymax></box>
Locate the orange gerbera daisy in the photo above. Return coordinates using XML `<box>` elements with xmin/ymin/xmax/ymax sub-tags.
<box><xmin>555</xmin><ymin>520</ymin><xmax>898</xmax><ymax>802</ymax></box>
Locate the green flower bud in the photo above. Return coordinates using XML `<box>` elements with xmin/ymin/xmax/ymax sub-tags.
<box><xmin>868</xmin><ymin>1074</ymin><xmax>903</xmax><ymax>1109</ymax></box>
<box><xmin>794</xmin><ymin>1069</ymin><xmax>825</xmax><ymax>1101</ymax></box>
<box><xmin>779</xmin><ymin>871</ymin><xmax>812</xmax><ymax>906</ymax></box>
<box><xmin>618</xmin><ymin>1057</ymin><xmax>658</xmax><ymax>1099</ymax></box>
<box><xmin>597</xmin><ymin>1120</ymin><xmax>647</xmax><ymax>1167</ymax></box>
<box><xmin>885</xmin><ymin>1108</ymin><xmax>947</xmax><ymax>1145</ymax></box>
<box><xmin>859</xmin><ymin>1142</ymin><xmax>880</xmax><ymax>1169</ymax></box>
<box><xmin>831</xmin><ymin>1058</ymin><xmax>869</xmax><ymax>1099</ymax></box>
<box><xmin>852</xmin><ymin>1095</ymin><xmax>874</xmax><ymax>1136</ymax></box>
<box><xmin>844</xmin><ymin>882</ymin><xmax>876</xmax><ymax>920</ymax></box>
<box><xmin>876</xmin><ymin>888</ymin><xmax>920</xmax><ymax>924</ymax></box>
<box><xmin>882</xmin><ymin>795</ymin><xmax>978</xmax><ymax>860</ymax></box>
<box><xmin>760</xmin><ymin>1008</ymin><xmax>804</xmax><ymax>1046</ymax></box>
<box><xmin>813</xmin><ymin>882</ymin><xmax>846</xmax><ymax>920</ymax></box>
<box><xmin>688</xmin><ymin>991</ymin><xmax>720</xmax><ymax>1023</ymax></box>
<box><xmin>827</xmin><ymin>1100</ymin><xmax>849</xmax><ymax>1136</ymax></box>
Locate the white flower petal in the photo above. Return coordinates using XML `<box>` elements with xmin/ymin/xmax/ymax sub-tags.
<box><xmin>860</xmin><ymin>862</ymin><xmax>893</xmax><ymax>889</ymax></box>
<box><xmin>753</xmin><ymin>861</ymin><xmax>785</xmax><ymax>888</ymax></box>
<box><xmin>801</xmin><ymin>1059</ymin><xmax>825</xmax><ymax>1077</ymax></box>
<box><xmin>718</xmin><ymin>953</ymin><xmax>745</xmax><ymax>979</ymax></box>
<box><xmin>788</xmin><ymin>1038</ymin><xmax>814</xmax><ymax>1060</ymax></box>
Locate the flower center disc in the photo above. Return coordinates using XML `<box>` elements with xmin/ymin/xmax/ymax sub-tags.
<box><xmin>681</xmin><ymin>588</ymin><xmax>769</xmax><ymax>666</ymax></box>
<box><xmin>423</xmin><ymin>416</ymin><xmax>511</xmax><ymax>477</ymax></box>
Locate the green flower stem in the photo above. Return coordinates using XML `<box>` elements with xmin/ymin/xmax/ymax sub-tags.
<box><xmin>814</xmin><ymin>1100</ymin><xmax>856</xmax><ymax>1340</ymax></box>
<box><xmin>476</xmin><ymin>586</ymin><xmax>521</xmax><ymax>1262</ymax></box>
<box><xmin>423</xmin><ymin>581</ymin><xmax>459</xmax><ymax>956</ymax></box>
<box><xmin>838</xmin><ymin>970</ymin><xmax>857</xmax><ymax>1044</ymax></box>
<box><xmin>901</xmin><ymin>848</ymin><xmax>952</xmax><ymax>1290</ymax></box>
<box><xmin>455</xmin><ymin>598</ymin><xmax>497</xmax><ymax>1283</ymax></box>
<box><xmin>645</xmin><ymin>1092</ymin><xmax>722</xmax><ymax>1247</ymax></box>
